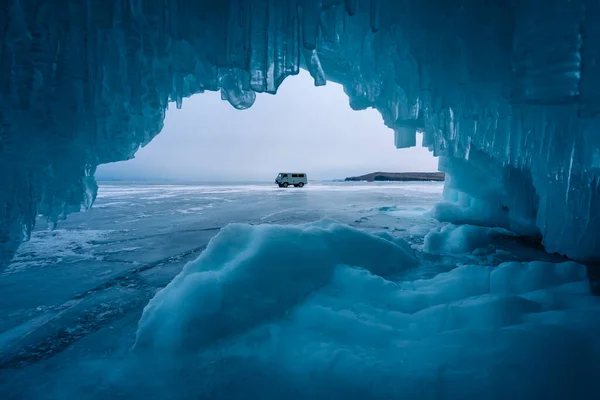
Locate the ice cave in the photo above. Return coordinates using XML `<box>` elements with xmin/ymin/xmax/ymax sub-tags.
<box><xmin>0</xmin><ymin>0</ymin><xmax>599</xmax><ymax>268</ymax></box>
<box><xmin>1</xmin><ymin>0</ymin><xmax>600</xmax><ymax>399</ymax></box>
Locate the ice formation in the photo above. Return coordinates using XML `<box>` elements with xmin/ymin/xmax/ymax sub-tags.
<box><xmin>423</xmin><ymin>224</ymin><xmax>505</xmax><ymax>255</ymax></box>
<box><xmin>134</xmin><ymin>220</ymin><xmax>417</xmax><ymax>351</ymax></box>
<box><xmin>1</xmin><ymin>0</ymin><xmax>600</xmax><ymax>267</ymax></box>
<box><xmin>122</xmin><ymin>221</ymin><xmax>600</xmax><ymax>399</ymax></box>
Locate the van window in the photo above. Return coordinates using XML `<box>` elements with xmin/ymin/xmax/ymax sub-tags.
<box><xmin>282</xmin><ymin>174</ymin><xmax>288</xmax><ymax>178</ymax></box>
<box><xmin>299</xmin><ymin>174</ymin><xmax>305</xmax><ymax>178</ymax></box>
<box><xmin>292</xmin><ymin>174</ymin><xmax>298</xmax><ymax>177</ymax></box>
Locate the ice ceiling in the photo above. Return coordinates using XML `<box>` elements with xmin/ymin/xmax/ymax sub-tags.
<box><xmin>1</xmin><ymin>0</ymin><xmax>599</xmax><ymax>269</ymax></box>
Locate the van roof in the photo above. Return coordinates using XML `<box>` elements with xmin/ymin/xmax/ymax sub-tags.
<box><xmin>278</xmin><ymin>172</ymin><xmax>306</xmax><ymax>174</ymax></box>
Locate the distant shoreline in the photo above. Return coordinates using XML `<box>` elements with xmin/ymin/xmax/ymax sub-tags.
<box><xmin>344</xmin><ymin>172</ymin><xmax>445</xmax><ymax>182</ymax></box>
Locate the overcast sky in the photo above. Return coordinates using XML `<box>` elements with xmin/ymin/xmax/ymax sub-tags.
<box><xmin>96</xmin><ymin>70</ymin><xmax>438</xmax><ymax>182</ymax></box>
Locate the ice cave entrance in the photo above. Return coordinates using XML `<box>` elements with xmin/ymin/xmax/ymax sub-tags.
<box><xmin>95</xmin><ymin>70</ymin><xmax>438</xmax><ymax>182</ymax></box>
<box><xmin>3</xmin><ymin>2</ymin><xmax>600</xmax><ymax>397</ymax></box>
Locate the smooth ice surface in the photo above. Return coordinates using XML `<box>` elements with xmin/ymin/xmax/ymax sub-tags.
<box><xmin>2</xmin><ymin>0</ymin><xmax>600</xmax><ymax>267</ymax></box>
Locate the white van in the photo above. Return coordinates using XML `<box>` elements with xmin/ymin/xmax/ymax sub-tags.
<box><xmin>275</xmin><ymin>172</ymin><xmax>308</xmax><ymax>188</ymax></box>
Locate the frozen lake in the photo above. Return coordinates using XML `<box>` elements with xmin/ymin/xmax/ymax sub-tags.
<box><xmin>1</xmin><ymin>181</ymin><xmax>599</xmax><ymax>399</ymax></box>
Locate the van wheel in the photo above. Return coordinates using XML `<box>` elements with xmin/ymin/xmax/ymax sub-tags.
<box><xmin>298</xmin><ymin>182</ymin><xmax>304</xmax><ymax>188</ymax></box>
<box><xmin>283</xmin><ymin>182</ymin><xmax>289</xmax><ymax>188</ymax></box>
<box><xmin>278</xmin><ymin>184</ymin><xmax>283</xmax><ymax>188</ymax></box>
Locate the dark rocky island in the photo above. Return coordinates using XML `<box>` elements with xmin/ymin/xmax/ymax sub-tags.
<box><xmin>345</xmin><ymin>172</ymin><xmax>445</xmax><ymax>182</ymax></box>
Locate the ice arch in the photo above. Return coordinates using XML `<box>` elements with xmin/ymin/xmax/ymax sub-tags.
<box><xmin>1</xmin><ymin>0</ymin><xmax>599</xmax><ymax>269</ymax></box>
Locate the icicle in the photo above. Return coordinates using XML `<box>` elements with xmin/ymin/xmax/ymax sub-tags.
<box><xmin>174</xmin><ymin>73</ymin><xmax>184</xmax><ymax>109</ymax></box>
<box><xmin>369</xmin><ymin>0</ymin><xmax>379</xmax><ymax>33</ymax></box>
<box><xmin>300</xmin><ymin>0</ymin><xmax>321</xmax><ymax>50</ymax></box>
<box><xmin>219</xmin><ymin>69</ymin><xmax>257</xmax><ymax>110</ymax></box>
<box><xmin>566</xmin><ymin>142</ymin><xmax>576</xmax><ymax>204</ymax></box>
<box><xmin>267</xmin><ymin>0</ymin><xmax>300</xmax><ymax>93</ymax></box>
<box><xmin>344</xmin><ymin>0</ymin><xmax>357</xmax><ymax>16</ymax></box>
<box><xmin>394</xmin><ymin>127</ymin><xmax>417</xmax><ymax>148</ymax></box>
<box><xmin>227</xmin><ymin>0</ymin><xmax>251</xmax><ymax>71</ymax></box>
<box><xmin>302</xmin><ymin>48</ymin><xmax>326</xmax><ymax>86</ymax></box>
<box><xmin>82</xmin><ymin>165</ymin><xmax>99</xmax><ymax>210</ymax></box>
<box><xmin>249</xmin><ymin>0</ymin><xmax>269</xmax><ymax>92</ymax></box>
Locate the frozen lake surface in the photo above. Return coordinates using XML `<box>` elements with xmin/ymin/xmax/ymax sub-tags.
<box><xmin>1</xmin><ymin>181</ymin><xmax>599</xmax><ymax>399</ymax></box>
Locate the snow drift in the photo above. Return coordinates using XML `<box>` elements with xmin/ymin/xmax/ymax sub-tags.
<box><xmin>1</xmin><ymin>0</ymin><xmax>600</xmax><ymax>268</ymax></box>
<box><xmin>120</xmin><ymin>221</ymin><xmax>600</xmax><ymax>399</ymax></box>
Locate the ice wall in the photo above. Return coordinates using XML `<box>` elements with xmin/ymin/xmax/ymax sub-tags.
<box><xmin>1</xmin><ymin>0</ymin><xmax>599</xmax><ymax>268</ymax></box>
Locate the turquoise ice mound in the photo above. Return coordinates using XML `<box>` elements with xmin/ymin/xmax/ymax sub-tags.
<box><xmin>128</xmin><ymin>220</ymin><xmax>600</xmax><ymax>399</ymax></box>
<box><xmin>134</xmin><ymin>219</ymin><xmax>418</xmax><ymax>352</ymax></box>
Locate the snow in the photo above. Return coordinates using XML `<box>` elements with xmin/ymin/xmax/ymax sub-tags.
<box><xmin>1</xmin><ymin>1</ymin><xmax>600</xmax><ymax>268</ymax></box>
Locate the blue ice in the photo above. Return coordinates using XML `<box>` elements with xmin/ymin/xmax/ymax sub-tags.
<box><xmin>103</xmin><ymin>220</ymin><xmax>600</xmax><ymax>399</ymax></box>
